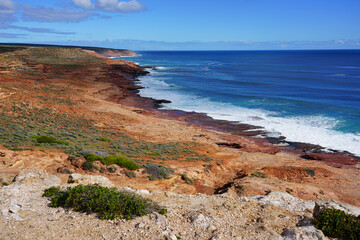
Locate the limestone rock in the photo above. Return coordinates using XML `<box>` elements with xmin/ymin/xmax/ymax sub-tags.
<box><xmin>187</xmin><ymin>212</ymin><xmax>211</xmax><ymax>228</ymax></box>
<box><xmin>165</xmin><ymin>234</ymin><xmax>177</xmax><ymax>240</ymax></box>
<box><xmin>313</xmin><ymin>199</ymin><xmax>360</xmax><ymax>218</ymax></box>
<box><xmin>155</xmin><ymin>213</ymin><xmax>166</xmax><ymax>226</ymax></box>
<box><xmin>241</xmin><ymin>191</ymin><xmax>315</xmax><ymax>212</ymax></box>
<box><xmin>281</xmin><ymin>226</ymin><xmax>328</xmax><ymax>240</ymax></box>
<box><xmin>68</xmin><ymin>173</ymin><xmax>114</xmax><ymax>187</ymax></box>
<box><xmin>13</xmin><ymin>169</ymin><xmax>60</xmax><ymax>186</ymax></box>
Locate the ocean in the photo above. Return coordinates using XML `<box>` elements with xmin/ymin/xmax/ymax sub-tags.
<box><xmin>117</xmin><ymin>50</ymin><xmax>360</xmax><ymax>156</ymax></box>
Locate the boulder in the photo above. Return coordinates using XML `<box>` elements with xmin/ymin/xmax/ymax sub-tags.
<box><xmin>13</xmin><ymin>169</ymin><xmax>61</xmax><ymax>187</ymax></box>
<box><xmin>281</xmin><ymin>226</ymin><xmax>328</xmax><ymax>240</ymax></box>
<box><xmin>186</xmin><ymin>211</ymin><xmax>211</xmax><ymax>229</ymax></box>
<box><xmin>68</xmin><ymin>173</ymin><xmax>114</xmax><ymax>187</ymax></box>
<box><xmin>313</xmin><ymin>199</ymin><xmax>360</xmax><ymax>218</ymax></box>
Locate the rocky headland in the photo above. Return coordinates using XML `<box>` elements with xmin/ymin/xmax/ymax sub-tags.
<box><xmin>0</xmin><ymin>44</ymin><xmax>359</xmax><ymax>239</ymax></box>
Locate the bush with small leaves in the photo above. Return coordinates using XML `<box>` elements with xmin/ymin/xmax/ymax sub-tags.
<box><xmin>125</xmin><ymin>171</ymin><xmax>136</xmax><ymax>179</ymax></box>
<box><xmin>305</xmin><ymin>168</ymin><xmax>316</xmax><ymax>177</ymax></box>
<box><xmin>85</xmin><ymin>153</ymin><xmax>104</xmax><ymax>162</ymax></box>
<box><xmin>180</xmin><ymin>174</ymin><xmax>193</xmax><ymax>184</ymax></box>
<box><xmin>101</xmin><ymin>155</ymin><xmax>139</xmax><ymax>171</ymax></box>
<box><xmin>33</xmin><ymin>136</ymin><xmax>68</xmax><ymax>145</ymax></box>
<box><xmin>313</xmin><ymin>208</ymin><xmax>360</xmax><ymax>240</ymax></box>
<box><xmin>107</xmin><ymin>166</ymin><xmax>117</xmax><ymax>173</ymax></box>
<box><xmin>42</xmin><ymin>185</ymin><xmax>166</xmax><ymax>220</ymax></box>
<box><xmin>251</xmin><ymin>171</ymin><xmax>266</xmax><ymax>178</ymax></box>
<box><xmin>144</xmin><ymin>164</ymin><xmax>173</xmax><ymax>180</ymax></box>
<box><xmin>82</xmin><ymin>161</ymin><xmax>99</xmax><ymax>171</ymax></box>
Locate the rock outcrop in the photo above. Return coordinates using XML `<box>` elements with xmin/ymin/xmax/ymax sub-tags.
<box><xmin>313</xmin><ymin>199</ymin><xmax>360</xmax><ymax>218</ymax></box>
<box><xmin>68</xmin><ymin>173</ymin><xmax>114</xmax><ymax>187</ymax></box>
<box><xmin>1</xmin><ymin>170</ymin><xmax>357</xmax><ymax>240</ymax></box>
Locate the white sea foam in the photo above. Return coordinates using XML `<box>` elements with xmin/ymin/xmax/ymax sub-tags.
<box><xmin>156</xmin><ymin>66</ymin><xmax>167</xmax><ymax>70</ymax></box>
<box><xmin>137</xmin><ymin>74</ymin><xmax>360</xmax><ymax>156</ymax></box>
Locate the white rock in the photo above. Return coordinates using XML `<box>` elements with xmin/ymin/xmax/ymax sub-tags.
<box><xmin>243</xmin><ymin>192</ymin><xmax>315</xmax><ymax>212</ymax></box>
<box><xmin>123</xmin><ymin>187</ymin><xmax>135</xmax><ymax>192</ymax></box>
<box><xmin>13</xmin><ymin>169</ymin><xmax>60</xmax><ymax>187</ymax></box>
<box><xmin>68</xmin><ymin>174</ymin><xmax>114</xmax><ymax>187</ymax></box>
<box><xmin>166</xmin><ymin>234</ymin><xmax>177</xmax><ymax>240</ymax></box>
<box><xmin>135</xmin><ymin>222</ymin><xmax>145</xmax><ymax>228</ymax></box>
<box><xmin>155</xmin><ymin>213</ymin><xmax>166</xmax><ymax>226</ymax></box>
<box><xmin>313</xmin><ymin>199</ymin><xmax>360</xmax><ymax>218</ymax></box>
<box><xmin>137</xmin><ymin>189</ymin><xmax>150</xmax><ymax>195</ymax></box>
<box><xmin>281</xmin><ymin>226</ymin><xmax>328</xmax><ymax>240</ymax></box>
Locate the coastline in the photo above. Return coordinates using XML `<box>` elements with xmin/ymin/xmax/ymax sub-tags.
<box><xmin>0</xmin><ymin>46</ymin><xmax>359</xmax><ymax>207</ymax></box>
<box><xmin>116</xmin><ymin>61</ymin><xmax>360</xmax><ymax>164</ymax></box>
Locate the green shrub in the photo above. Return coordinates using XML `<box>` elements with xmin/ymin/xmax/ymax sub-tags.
<box><xmin>82</xmin><ymin>161</ymin><xmax>99</xmax><ymax>171</ymax></box>
<box><xmin>99</xmin><ymin>137</ymin><xmax>111</xmax><ymax>142</ymax></box>
<box><xmin>313</xmin><ymin>208</ymin><xmax>360</xmax><ymax>240</ymax></box>
<box><xmin>159</xmin><ymin>208</ymin><xmax>167</xmax><ymax>215</ymax></box>
<box><xmin>180</xmin><ymin>174</ymin><xmax>193</xmax><ymax>184</ymax></box>
<box><xmin>125</xmin><ymin>171</ymin><xmax>136</xmax><ymax>179</ymax></box>
<box><xmin>305</xmin><ymin>168</ymin><xmax>316</xmax><ymax>177</ymax></box>
<box><xmin>85</xmin><ymin>154</ymin><xmax>138</xmax><ymax>171</ymax></box>
<box><xmin>251</xmin><ymin>171</ymin><xmax>266</xmax><ymax>178</ymax></box>
<box><xmin>103</xmin><ymin>155</ymin><xmax>139</xmax><ymax>170</ymax></box>
<box><xmin>144</xmin><ymin>164</ymin><xmax>173</xmax><ymax>180</ymax></box>
<box><xmin>85</xmin><ymin>153</ymin><xmax>104</xmax><ymax>162</ymax></box>
<box><xmin>107</xmin><ymin>166</ymin><xmax>117</xmax><ymax>173</ymax></box>
<box><xmin>34</xmin><ymin>135</ymin><xmax>68</xmax><ymax>145</ymax></box>
<box><xmin>43</xmin><ymin>185</ymin><xmax>165</xmax><ymax>220</ymax></box>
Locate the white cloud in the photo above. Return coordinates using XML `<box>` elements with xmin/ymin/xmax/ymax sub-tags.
<box><xmin>0</xmin><ymin>0</ymin><xmax>16</xmax><ymax>15</ymax></box>
<box><xmin>72</xmin><ymin>0</ymin><xmax>94</xmax><ymax>10</ymax></box>
<box><xmin>22</xmin><ymin>6</ymin><xmax>97</xmax><ymax>22</ymax></box>
<box><xmin>114</xmin><ymin>0</ymin><xmax>144</xmax><ymax>13</ymax></box>
<box><xmin>72</xmin><ymin>0</ymin><xmax>144</xmax><ymax>13</ymax></box>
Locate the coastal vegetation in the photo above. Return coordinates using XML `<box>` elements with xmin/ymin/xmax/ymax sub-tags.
<box><xmin>84</xmin><ymin>153</ymin><xmax>139</xmax><ymax>171</ymax></box>
<box><xmin>42</xmin><ymin>185</ymin><xmax>167</xmax><ymax>220</ymax></box>
<box><xmin>313</xmin><ymin>208</ymin><xmax>360</xmax><ymax>240</ymax></box>
<box><xmin>0</xmin><ymin>45</ymin><xmax>213</xmax><ymax>179</ymax></box>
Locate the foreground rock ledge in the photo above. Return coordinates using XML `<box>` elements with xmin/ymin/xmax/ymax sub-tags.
<box><xmin>1</xmin><ymin>169</ymin><xmax>359</xmax><ymax>240</ymax></box>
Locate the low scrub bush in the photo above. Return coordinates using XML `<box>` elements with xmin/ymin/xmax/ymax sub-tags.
<box><xmin>107</xmin><ymin>166</ymin><xmax>117</xmax><ymax>173</ymax></box>
<box><xmin>251</xmin><ymin>171</ymin><xmax>266</xmax><ymax>178</ymax></box>
<box><xmin>82</xmin><ymin>161</ymin><xmax>99</xmax><ymax>171</ymax></box>
<box><xmin>85</xmin><ymin>154</ymin><xmax>138</xmax><ymax>171</ymax></box>
<box><xmin>305</xmin><ymin>168</ymin><xmax>316</xmax><ymax>177</ymax></box>
<box><xmin>85</xmin><ymin>153</ymin><xmax>104</xmax><ymax>162</ymax></box>
<box><xmin>43</xmin><ymin>185</ymin><xmax>166</xmax><ymax>220</ymax></box>
<box><xmin>313</xmin><ymin>208</ymin><xmax>360</xmax><ymax>240</ymax></box>
<box><xmin>180</xmin><ymin>174</ymin><xmax>193</xmax><ymax>184</ymax></box>
<box><xmin>144</xmin><ymin>163</ymin><xmax>173</xmax><ymax>180</ymax></box>
<box><xmin>125</xmin><ymin>171</ymin><xmax>136</xmax><ymax>179</ymax></box>
<box><xmin>34</xmin><ymin>135</ymin><xmax>68</xmax><ymax>145</ymax></box>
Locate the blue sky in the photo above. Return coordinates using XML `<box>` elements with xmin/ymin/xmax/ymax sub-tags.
<box><xmin>0</xmin><ymin>0</ymin><xmax>360</xmax><ymax>50</ymax></box>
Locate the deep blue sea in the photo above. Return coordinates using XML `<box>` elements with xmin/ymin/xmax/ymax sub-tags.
<box><xmin>117</xmin><ymin>50</ymin><xmax>360</xmax><ymax>156</ymax></box>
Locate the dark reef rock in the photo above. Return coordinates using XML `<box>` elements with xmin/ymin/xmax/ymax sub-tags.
<box><xmin>302</xmin><ymin>153</ymin><xmax>359</xmax><ymax>166</ymax></box>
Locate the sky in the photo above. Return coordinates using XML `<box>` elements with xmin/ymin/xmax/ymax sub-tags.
<box><xmin>0</xmin><ymin>0</ymin><xmax>360</xmax><ymax>50</ymax></box>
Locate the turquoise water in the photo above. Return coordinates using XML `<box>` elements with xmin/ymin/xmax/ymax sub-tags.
<box><xmin>117</xmin><ymin>50</ymin><xmax>360</xmax><ymax>155</ymax></box>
